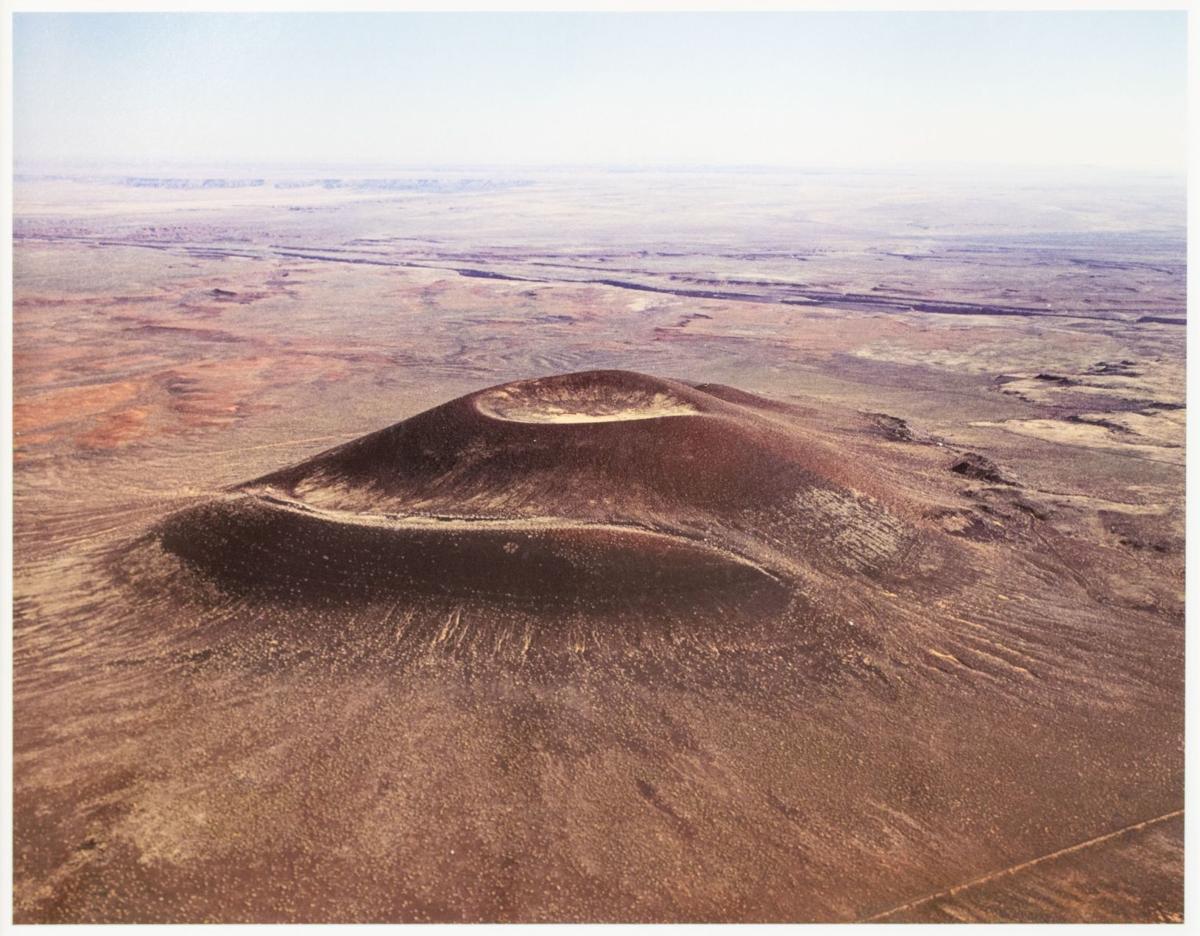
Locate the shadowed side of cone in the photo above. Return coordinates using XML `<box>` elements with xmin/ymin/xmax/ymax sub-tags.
<box><xmin>156</xmin><ymin>494</ymin><xmax>787</xmax><ymax>606</ymax></box>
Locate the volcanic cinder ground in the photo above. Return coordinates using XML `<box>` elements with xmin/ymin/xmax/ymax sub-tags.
<box><xmin>11</xmin><ymin>168</ymin><xmax>1185</xmax><ymax>923</ymax></box>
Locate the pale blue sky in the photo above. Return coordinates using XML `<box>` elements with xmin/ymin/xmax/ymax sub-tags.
<box><xmin>13</xmin><ymin>12</ymin><xmax>1187</xmax><ymax>171</ymax></box>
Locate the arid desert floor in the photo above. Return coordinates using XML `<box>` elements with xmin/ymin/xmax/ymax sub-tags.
<box><xmin>11</xmin><ymin>167</ymin><xmax>1185</xmax><ymax>922</ymax></box>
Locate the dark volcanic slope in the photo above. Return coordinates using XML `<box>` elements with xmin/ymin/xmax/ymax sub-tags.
<box><xmin>148</xmin><ymin>370</ymin><xmax>951</xmax><ymax>657</ymax></box>
<box><xmin>145</xmin><ymin>367</ymin><xmax>1181</xmax><ymax>769</ymax></box>
<box><xmin>158</xmin><ymin>371</ymin><xmax>911</xmax><ymax>606</ymax></box>
<box><xmin>17</xmin><ymin>371</ymin><xmax>1183</xmax><ymax>923</ymax></box>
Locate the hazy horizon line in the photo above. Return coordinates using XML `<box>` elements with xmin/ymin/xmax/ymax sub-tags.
<box><xmin>14</xmin><ymin>159</ymin><xmax>1187</xmax><ymax>179</ymax></box>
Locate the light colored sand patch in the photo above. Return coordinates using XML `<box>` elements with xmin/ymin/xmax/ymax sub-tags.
<box><xmin>1080</xmin><ymin>409</ymin><xmax>1185</xmax><ymax>447</ymax></box>
<box><xmin>972</xmin><ymin>418</ymin><xmax>1184</xmax><ymax>466</ymax></box>
<box><xmin>476</xmin><ymin>387</ymin><xmax>698</xmax><ymax>424</ymax></box>
<box><xmin>999</xmin><ymin>376</ymin><xmax>1182</xmax><ymax>408</ymax></box>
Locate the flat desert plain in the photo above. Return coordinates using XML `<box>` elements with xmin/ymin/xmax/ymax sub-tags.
<box><xmin>11</xmin><ymin>168</ymin><xmax>1185</xmax><ymax>922</ymax></box>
